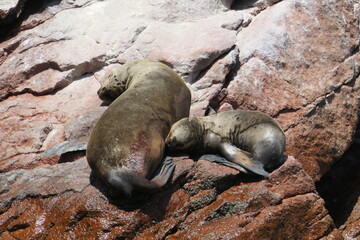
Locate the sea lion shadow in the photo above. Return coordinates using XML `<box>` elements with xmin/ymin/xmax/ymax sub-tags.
<box><xmin>89</xmin><ymin>171</ymin><xmax>178</xmax><ymax>221</ymax></box>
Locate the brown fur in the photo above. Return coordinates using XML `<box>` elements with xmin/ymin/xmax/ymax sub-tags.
<box><xmin>165</xmin><ymin>110</ymin><xmax>286</xmax><ymax>176</ymax></box>
<box><xmin>87</xmin><ymin>60</ymin><xmax>191</xmax><ymax>197</ymax></box>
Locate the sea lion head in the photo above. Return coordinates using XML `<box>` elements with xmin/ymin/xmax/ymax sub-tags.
<box><xmin>165</xmin><ymin>118</ymin><xmax>202</xmax><ymax>152</ymax></box>
<box><xmin>97</xmin><ymin>66</ymin><xmax>130</xmax><ymax>102</ymax></box>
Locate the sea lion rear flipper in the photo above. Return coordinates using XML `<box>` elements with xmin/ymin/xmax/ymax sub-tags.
<box><xmin>218</xmin><ymin>142</ymin><xmax>269</xmax><ymax>177</ymax></box>
<box><xmin>106</xmin><ymin>157</ymin><xmax>175</xmax><ymax>198</ymax></box>
<box><xmin>149</xmin><ymin>156</ymin><xmax>175</xmax><ymax>187</ymax></box>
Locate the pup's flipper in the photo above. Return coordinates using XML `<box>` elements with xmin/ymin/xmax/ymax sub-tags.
<box><xmin>217</xmin><ymin>142</ymin><xmax>269</xmax><ymax>177</ymax></box>
<box><xmin>199</xmin><ymin>154</ymin><xmax>249</xmax><ymax>173</ymax></box>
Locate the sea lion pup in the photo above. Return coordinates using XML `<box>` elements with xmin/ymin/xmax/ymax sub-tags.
<box><xmin>86</xmin><ymin>60</ymin><xmax>191</xmax><ymax>198</ymax></box>
<box><xmin>165</xmin><ymin>110</ymin><xmax>286</xmax><ymax>177</ymax></box>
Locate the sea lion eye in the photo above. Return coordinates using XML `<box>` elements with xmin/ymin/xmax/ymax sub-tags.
<box><xmin>178</xmin><ymin>143</ymin><xmax>185</xmax><ymax>148</ymax></box>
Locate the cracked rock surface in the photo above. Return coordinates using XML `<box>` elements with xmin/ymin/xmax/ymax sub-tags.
<box><xmin>0</xmin><ymin>0</ymin><xmax>359</xmax><ymax>239</ymax></box>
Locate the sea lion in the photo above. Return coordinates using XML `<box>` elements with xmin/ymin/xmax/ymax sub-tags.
<box><xmin>86</xmin><ymin>59</ymin><xmax>191</xmax><ymax>198</ymax></box>
<box><xmin>165</xmin><ymin>110</ymin><xmax>286</xmax><ymax>177</ymax></box>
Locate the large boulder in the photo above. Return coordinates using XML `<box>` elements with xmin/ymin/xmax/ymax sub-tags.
<box><xmin>218</xmin><ymin>0</ymin><xmax>360</xmax><ymax>180</ymax></box>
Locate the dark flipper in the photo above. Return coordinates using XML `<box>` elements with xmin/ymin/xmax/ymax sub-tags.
<box><xmin>216</xmin><ymin>142</ymin><xmax>269</xmax><ymax>177</ymax></box>
<box><xmin>199</xmin><ymin>154</ymin><xmax>249</xmax><ymax>173</ymax></box>
<box><xmin>106</xmin><ymin>157</ymin><xmax>175</xmax><ymax>198</ymax></box>
<box><xmin>44</xmin><ymin>137</ymin><xmax>88</xmax><ymax>156</ymax></box>
<box><xmin>148</xmin><ymin>156</ymin><xmax>175</xmax><ymax>189</ymax></box>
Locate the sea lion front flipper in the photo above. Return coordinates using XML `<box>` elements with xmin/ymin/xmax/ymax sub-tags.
<box><xmin>44</xmin><ymin>136</ymin><xmax>88</xmax><ymax>156</ymax></box>
<box><xmin>199</xmin><ymin>154</ymin><xmax>249</xmax><ymax>173</ymax></box>
<box><xmin>218</xmin><ymin>142</ymin><xmax>269</xmax><ymax>177</ymax></box>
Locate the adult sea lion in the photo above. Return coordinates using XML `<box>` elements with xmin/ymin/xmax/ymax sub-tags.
<box><xmin>87</xmin><ymin>60</ymin><xmax>191</xmax><ymax>198</ymax></box>
<box><xmin>165</xmin><ymin>110</ymin><xmax>286</xmax><ymax>177</ymax></box>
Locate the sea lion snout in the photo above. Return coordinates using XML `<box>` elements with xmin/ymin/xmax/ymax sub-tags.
<box><xmin>165</xmin><ymin>136</ymin><xmax>185</xmax><ymax>152</ymax></box>
<box><xmin>164</xmin><ymin>135</ymin><xmax>174</xmax><ymax>148</ymax></box>
<box><xmin>166</xmin><ymin>119</ymin><xmax>198</xmax><ymax>151</ymax></box>
<box><xmin>165</xmin><ymin>133</ymin><xmax>180</xmax><ymax>151</ymax></box>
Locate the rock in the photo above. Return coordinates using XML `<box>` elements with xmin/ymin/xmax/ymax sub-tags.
<box><xmin>0</xmin><ymin>0</ymin><xmax>359</xmax><ymax>239</ymax></box>
<box><xmin>0</xmin><ymin>156</ymin><xmax>338</xmax><ymax>239</ymax></box>
<box><xmin>168</xmin><ymin>157</ymin><xmax>334</xmax><ymax>239</ymax></box>
<box><xmin>147</xmin><ymin>0</ymin><xmax>233</xmax><ymax>22</ymax></box>
<box><xmin>221</xmin><ymin>0</ymin><xmax>234</xmax><ymax>9</ymax></box>
<box><xmin>0</xmin><ymin>75</ymin><xmax>102</xmax><ymax>172</ymax></box>
<box><xmin>64</xmin><ymin>107</ymin><xmax>106</xmax><ymax>140</ymax></box>
<box><xmin>190</xmin><ymin>48</ymin><xmax>239</xmax><ymax>116</ymax></box>
<box><xmin>0</xmin><ymin>0</ymin><xmax>28</xmax><ymax>26</ymax></box>
<box><xmin>317</xmin><ymin>125</ymin><xmax>360</xmax><ymax>239</ymax></box>
<box><xmin>340</xmin><ymin>200</ymin><xmax>360</xmax><ymax>240</ymax></box>
<box><xmin>219</xmin><ymin>0</ymin><xmax>360</xmax><ymax>180</ymax></box>
<box><xmin>119</xmin><ymin>11</ymin><xmax>241</xmax><ymax>82</ymax></box>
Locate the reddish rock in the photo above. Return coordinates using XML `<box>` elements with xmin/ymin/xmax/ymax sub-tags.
<box><xmin>190</xmin><ymin>48</ymin><xmax>239</xmax><ymax>117</ymax></box>
<box><xmin>317</xmin><ymin>126</ymin><xmax>360</xmax><ymax>239</ymax></box>
<box><xmin>0</xmin><ymin>76</ymin><xmax>102</xmax><ymax>172</ymax></box>
<box><xmin>167</xmin><ymin>157</ymin><xmax>334</xmax><ymax>240</ymax></box>
<box><xmin>64</xmin><ymin>107</ymin><xmax>106</xmax><ymax>140</ymax></box>
<box><xmin>220</xmin><ymin>0</ymin><xmax>360</xmax><ymax>180</ymax></box>
<box><xmin>0</xmin><ymin>156</ymin><xmax>338</xmax><ymax>239</ymax></box>
<box><xmin>340</xmin><ymin>199</ymin><xmax>360</xmax><ymax>240</ymax></box>
<box><xmin>120</xmin><ymin>11</ymin><xmax>241</xmax><ymax>83</ymax></box>
<box><xmin>0</xmin><ymin>0</ymin><xmax>359</xmax><ymax>239</ymax></box>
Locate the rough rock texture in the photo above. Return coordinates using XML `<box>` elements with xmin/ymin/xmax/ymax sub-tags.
<box><xmin>0</xmin><ymin>156</ymin><xmax>337</xmax><ymax>239</ymax></box>
<box><xmin>0</xmin><ymin>0</ymin><xmax>359</xmax><ymax>239</ymax></box>
<box><xmin>0</xmin><ymin>0</ymin><xmax>28</xmax><ymax>26</ymax></box>
<box><xmin>317</xmin><ymin>124</ymin><xmax>360</xmax><ymax>239</ymax></box>
<box><xmin>220</xmin><ymin>0</ymin><xmax>360</xmax><ymax>180</ymax></box>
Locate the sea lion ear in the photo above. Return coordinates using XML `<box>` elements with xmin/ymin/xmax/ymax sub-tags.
<box><xmin>187</xmin><ymin>118</ymin><xmax>195</xmax><ymax>125</ymax></box>
<box><xmin>188</xmin><ymin>118</ymin><xmax>200</xmax><ymax>128</ymax></box>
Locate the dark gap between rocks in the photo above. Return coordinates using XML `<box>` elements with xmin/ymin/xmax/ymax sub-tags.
<box><xmin>316</xmin><ymin>120</ymin><xmax>360</xmax><ymax>227</ymax></box>
<box><xmin>231</xmin><ymin>0</ymin><xmax>260</xmax><ymax>10</ymax></box>
<box><xmin>58</xmin><ymin>151</ymin><xmax>86</xmax><ymax>164</ymax></box>
<box><xmin>231</xmin><ymin>0</ymin><xmax>284</xmax><ymax>10</ymax></box>
<box><xmin>207</xmin><ymin>47</ymin><xmax>240</xmax><ymax>114</ymax></box>
<box><xmin>1</xmin><ymin>0</ymin><xmax>60</xmax><ymax>41</ymax></box>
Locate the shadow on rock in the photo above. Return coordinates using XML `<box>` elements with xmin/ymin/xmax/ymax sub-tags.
<box><xmin>89</xmin><ymin>170</ymin><xmax>182</xmax><ymax>222</ymax></box>
<box><xmin>316</xmin><ymin>124</ymin><xmax>360</xmax><ymax>227</ymax></box>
